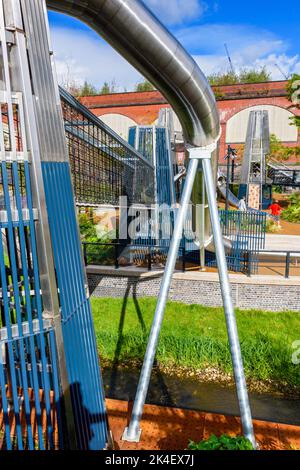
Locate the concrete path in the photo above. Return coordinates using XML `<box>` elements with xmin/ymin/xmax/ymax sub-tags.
<box><xmin>107</xmin><ymin>398</ymin><xmax>300</xmax><ymax>450</ymax></box>
<box><xmin>265</xmin><ymin>235</ymin><xmax>300</xmax><ymax>252</ymax></box>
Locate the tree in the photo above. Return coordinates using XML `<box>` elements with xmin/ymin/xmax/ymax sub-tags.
<box><xmin>78</xmin><ymin>80</ymin><xmax>98</xmax><ymax>97</ymax></box>
<box><xmin>267</xmin><ymin>134</ymin><xmax>300</xmax><ymax>162</ymax></box>
<box><xmin>239</xmin><ymin>67</ymin><xmax>271</xmax><ymax>83</ymax></box>
<box><xmin>208</xmin><ymin>67</ymin><xmax>271</xmax><ymax>86</ymax></box>
<box><xmin>208</xmin><ymin>71</ymin><xmax>239</xmax><ymax>86</ymax></box>
<box><xmin>99</xmin><ymin>79</ymin><xmax>118</xmax><ymax>95</ymax></box>
<box><xmin>135</xmin><ymin>80</ymin><xmax>155</xmax><ymax>92</ymax></box>
<box><xmin>287</xmin><ymin>74</ymin><xmax>300</xmax><ymax>128</ymax></box>
<box><xmin>100</xmin><ymin>81</ymin><xmax>111</xmax><ymax>95</ymax></box>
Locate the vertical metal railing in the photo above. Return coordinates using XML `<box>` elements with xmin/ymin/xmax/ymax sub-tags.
<box><xmin>216</xmin><ymin>210</ymin><xmax>267</xmax><ymax>275</ymax></box>
<box><xmin>0</xmin><ymin>0</ymin><xmax>66</xmax><ymax>449</ymax></box>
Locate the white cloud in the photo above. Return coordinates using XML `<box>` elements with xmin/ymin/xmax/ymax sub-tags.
<box><xmin>50</xmin><ymin>19</ymin><xmax>300</xmax><ymax>92</ymax></box>
<box><xmin>144</xmin><ymin>0</ymin><xmax>206</xmax><ymax>25</ymax></box>
<box><xmin>176</xmin><ymin>23</ymin><xmax>300</xmax><ymax>80</ymax></box>
<box><xmin>51</xmin><ymin>27</ymin><xmax>142</xmax><ymax>91</ymax></box>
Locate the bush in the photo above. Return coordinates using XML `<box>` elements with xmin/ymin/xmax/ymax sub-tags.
<box><xmin>188</xmin><ymin>434</ymin><xmax>254</xmax><ymax>451</ymax></box>
<box><xmin>266</xmin><ymin>217</ymin><xmax>281</xmax><ymax>233</ymax></box>
<box><xmin>78</xmin><ymin>212</ymin><xmax>114</xmax><ymax>264</ymax></box>
<box><xmin>281</xmin><ymin>192</ymin><xmax>300</xmax><ymax>223</ymax></box>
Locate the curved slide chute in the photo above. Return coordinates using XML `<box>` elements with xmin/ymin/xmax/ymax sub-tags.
<box><xmin>217</xmin><ymin>171</ymin><xmax>240</xmax><ymax>208</ymax></box>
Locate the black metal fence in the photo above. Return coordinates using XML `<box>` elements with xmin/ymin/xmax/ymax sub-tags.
<box><xmin>82</xmin><ymin>241</ymin><xmax>299</xmax><ymax>279</ymax></box>
<box><xmin>82</xmin><ymin>240</ymin><xmax>188</xmax><ymax>272</ymax></box>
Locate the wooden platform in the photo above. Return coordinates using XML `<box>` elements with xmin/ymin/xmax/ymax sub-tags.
<box><xmin>107</xmin><ymin>399</ymin><xmax>300</xmax><ymax>451</ymax></box>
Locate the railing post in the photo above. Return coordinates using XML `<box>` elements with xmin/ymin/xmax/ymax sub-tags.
<box><xmin>247</xmin><ymin>251</ymin><xmax>252</xmax><ymax>277</ymax></box>
<box><xmin>148</xmin><ymin>246</ymin><xmax>152</xmax><ymax>271</ymax></box>
<box><xmin>182</xmin><ymin>241</ymin><xmax>186</xmax><ymax>273</ymax></box>
<box><xmin>83</xmin><ymin>243</ymin><xmax>87</xmax><ymax>266</ymax></box>
<box><xmin>285</xmin><ymin>252</ymin><xmax>291</xmax><ymax>279</ymax></box>
<box><xmin>115</xmin><ymin>243</ymin><xmax>119</xmax><ymax>269</ymax></box>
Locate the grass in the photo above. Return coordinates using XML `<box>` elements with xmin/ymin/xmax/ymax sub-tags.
<box><xmin>91</xmin><ymin>297</ymin><xmax>300</xmax><ymax>387</ymax></box>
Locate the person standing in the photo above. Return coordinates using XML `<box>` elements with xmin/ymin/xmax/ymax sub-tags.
<box><xmin>269</xmin><ymin>200</ymin><xmax>282</xmax><ymax>227</ymax></box>
<box><xmin>238</xmin><ymin>196</ymin><xmax>247</xmax><ymax>212</ymax></box>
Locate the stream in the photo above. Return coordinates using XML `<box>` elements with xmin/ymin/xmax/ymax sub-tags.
<box><xmin>103</xmin><ymin>367</ymin><xmax>300</xmax><ymax>426</ymax></box>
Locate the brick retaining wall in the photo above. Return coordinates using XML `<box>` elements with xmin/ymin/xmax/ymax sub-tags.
<box><xmin>87</xmin><ymin>267</ymin><xmax>300</xmax><ymax>312</ymax></box>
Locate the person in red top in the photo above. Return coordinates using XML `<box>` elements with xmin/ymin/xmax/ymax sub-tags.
<box><xmin>269</xmin><ymin>200</ymin><xmax>282</xmax><ymax>227</ymax></box>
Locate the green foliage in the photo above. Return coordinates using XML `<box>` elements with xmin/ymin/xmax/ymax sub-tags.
<box><xmin>135</xmin><ymin>80</ymin><xmax>155</xmax><ymax>92</ymax></box>
<box><xmin>78</xmin><ymin>213</ymin><xmax>98</xmax><ymax>241</ymax></box>
<box><xmin>91</xmin><ymin>297</ymin><xmax>300</xmax><ymax>386</ymax></box>
<box><xmin>287</xmin><ymin>75</ymin><xmax>300</xmax><ymax>128</ymax></box>
<box><xmin>78</xmin><ymin>81</ymin><xmax>98</xmax><ymax>97</ymax></box>
<box><xmin>267</xmin><ymin>134</ymin><xmax>300</xmax><ymax>162</ymax></box>
<box><xmin>208</xmin><ymin>71</ymin><xmax>239</xmax><ymax>86</ymax></box>
<box><xmin>78</xmin><ymin>213</ymin><xmax>114</xmax><ymax>264</ymax></box>
<box><xmin>239</xmin><ymin>67</ymin><xmax>271</xmax><ymax>84</ymax></box>
<box><xmin>99</xmin><ymin>80</ymin><xmax>118</xmax><ymax>95</ymax></box>
<box><xmin>99</xmin><ymin>82</ymin><xmax>111</xmax><ymax>95</ymax></box>
<box><xmin>188</xmin><ymin>434</ymin><xmax>254</xmax><ymax>451</ymax></box>
<box><xmin>208</xmin><ymin>67</ymin><xmax>271</xmax><ymax>86</ymax></box>
<box><xmin>266</xmin><ymin>217</ymin><xmax>280</xmax><ymax>233</ymax></box>
<box><xmin>281</xmin><ymin>192</ymin><xmax>300</xmax><ymax>223</ymax></box>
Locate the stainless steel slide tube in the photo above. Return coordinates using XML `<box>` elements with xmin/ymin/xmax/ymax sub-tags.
<box><xmin>123</xmin><ymin>157</ymin><xmax>200</xmax><ymax>442</ymax></box>
<box><xmin>202</xmin><ymin>157</ymin><xmax>256</xmax><ymax>448</ymax></box>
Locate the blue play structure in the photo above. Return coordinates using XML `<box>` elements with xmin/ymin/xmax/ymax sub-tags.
<box><xmin>129</xmin><ymin>126</ymin><xmax>176</xmax><ymax>207</ymax></box>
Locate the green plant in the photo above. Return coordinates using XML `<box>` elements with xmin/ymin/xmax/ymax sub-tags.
<box><xmin>208</xmin><ymin>67</ymin><xmax>271</xmax><ymax>86</ymax></box>
<box><xmin>267</xmin><ymin>134</ymin><xmax>300</xmax><ymax>162</ymax></box>
<box><xmin>281</xmin><ymin>192</ymin><xmax>300</xmax><ymax>223</ymax></box>
<box><xmin>287</xmin><ymin>74</ymin><xmax>300</xmax><ymax>128</ymax></box>
<box><xmin>266</xmin><ymin>217</ymin><xmax>281</xmax><ymax>233</ymax></box>
<box><xmin>92</xmin><ymin>297</ymin><xmax>300</xmax><ymax>387</ymax></box>
<box><xmin>135</xmin><ymin>80</ymin><xmax>155</xmax><ymax>92</ymax></box>
<box><xmin>78</xmin><ymin>213</ymin><xmax>114</xmax><ymax>264</ymax></box>
<box><xmin>188</xmin><ymin>434</ymin><xmax>254</xmax><ymax>450</ymax></box>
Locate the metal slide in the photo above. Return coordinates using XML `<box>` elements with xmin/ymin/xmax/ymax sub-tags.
<box><xmin>217</xmin><ymin>170</ymin><xmax>240</xmax><ymax>208</ymax></box>
<box><xmin>46</xmin><ymin>0</ymin><xmax>256</xmax><ymax>446</ymax></box>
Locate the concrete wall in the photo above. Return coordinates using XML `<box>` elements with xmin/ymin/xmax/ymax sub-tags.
<box><xmin>87</xmin><ymin>267</ymin><xmax>300</xmax><ymax>312</ymax></box>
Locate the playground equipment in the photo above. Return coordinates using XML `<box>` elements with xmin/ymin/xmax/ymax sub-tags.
<box><xmin>268</xmin><ymin>159</ymin><xmax>300</xmax><ymax>187</ymax></box>
<box><xmin>218</xmin><ymin>111</ymin><xmax>272</xmax><ymax>210</ymax></box>
<box><xmin>129</xmin><ymin>125</ymin><xmax>176</xmax><ymax>207</ymax></box>
<box><xmin>0</xmin><ymin>0</ymin><xmax>255</xmax><ymax>449</ymax></box>
<box><xmin>60</xmin><ymin>87</ymin><xmax>155</xmax><ymax>207</ymax></box>
<box><xmin>238</xmin><ymin>110</ymin><xmax>272</xmax><ymax>210</ymax></box>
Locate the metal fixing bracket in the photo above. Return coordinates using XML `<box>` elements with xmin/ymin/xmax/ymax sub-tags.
<box><xmin>187</xmin><ymin>141</ymin><xmax>218</xmax><ymax>160</ymax></box>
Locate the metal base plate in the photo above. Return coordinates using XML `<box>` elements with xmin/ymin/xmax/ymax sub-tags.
<box><xmin>122</xmin><ymin>427</ymin><xmax>142</xmax><ymax>443</ymax></box>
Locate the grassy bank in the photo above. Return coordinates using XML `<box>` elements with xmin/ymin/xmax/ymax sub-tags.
<box><xmin>91</xmin><ymin>297</ymin><xmax>300</xmax><ymax>388</ymax></box>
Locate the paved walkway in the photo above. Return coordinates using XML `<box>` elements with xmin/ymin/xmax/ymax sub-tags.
<box><xmin>107</xmin><ymin>399</ymin><xmax>300</xmax><ymax>451</ymax></box>
<box><xmin>265</xmin><ymin>235</ymin><xmax>300</xmax><ymax>252</ymax></box>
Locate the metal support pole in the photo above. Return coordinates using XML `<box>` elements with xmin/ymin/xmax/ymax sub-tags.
<box><xmin>285</xmin><ymin>252</ymin><xmax>291</xmax><ymax>279</ymax></box>
<box><xmin>225</xmin><ymin>146</ymin><xmax>231</xmax><ymax>213</ymax></box>
<box><xmin>202</xmin><ymin>157</ymin><xmax>256</xmax><ymax>448</ymax></box>
<box><xmin>122</xmin><ymin>157</ymin><xmax>199</xmax><ymax>442</ymax></box>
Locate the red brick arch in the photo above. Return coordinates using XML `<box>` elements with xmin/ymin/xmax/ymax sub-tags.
<box><xmin>80</xmin><ymin>81</ymin><xmax>300</xmax><ymax>162</ymax></box>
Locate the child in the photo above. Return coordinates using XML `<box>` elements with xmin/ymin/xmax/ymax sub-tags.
<box><xmin>269</xmin><ymin>200</ymin><xmax>282</xmax><ymax>227</ymax></box>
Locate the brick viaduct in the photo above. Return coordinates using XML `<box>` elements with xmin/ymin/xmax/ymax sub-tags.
<box><xmin>81</xmin><ymin>80</ymin><xmax>300</xmax><ymax>162</ymax></box>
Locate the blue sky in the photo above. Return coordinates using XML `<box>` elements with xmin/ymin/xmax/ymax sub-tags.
<box><xmin>48</xmin><ymin>0</ymin><xmax>300</xmax><ymax>90</ymax></box>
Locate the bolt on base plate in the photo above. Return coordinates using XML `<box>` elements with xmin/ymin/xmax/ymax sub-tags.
<box><xmin>122</xmin><ymin>427</ymin><xmax>142</xmax><ymax>443</ymax></box>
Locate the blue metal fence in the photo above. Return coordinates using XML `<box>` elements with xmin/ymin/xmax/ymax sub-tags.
<box><xmin>207</xmin><ymin>210</ymin><xmax>267</xmax><ymax>274</ymax></box>
<box><xmin>42</xmin><ymin>162</ymin><xmax>108</xmax><ymax>450</ymax></box>
<box><xmin>0</xmin><ymin>162</ymin><xmax>63</xmax><ymax>449</ymax></box>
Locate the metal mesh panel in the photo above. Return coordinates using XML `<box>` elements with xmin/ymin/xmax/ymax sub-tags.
<box><xmin>60</xmin><ymin>88</ymin><xmax>155</xmax><ymax>207</ymax></box>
